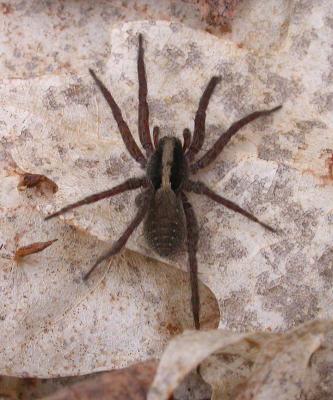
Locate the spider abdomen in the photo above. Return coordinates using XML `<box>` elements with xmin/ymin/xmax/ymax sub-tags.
<box><xmin>144</xmin><ymin>188</ymin><xmax>186</xmax><ymax>257</ymax></box>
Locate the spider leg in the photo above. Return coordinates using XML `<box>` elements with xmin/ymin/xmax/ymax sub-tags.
<box><xmin>89</xmin><ymin>69</ymin><xmax>146</xmax><ymax>167</ymax></box>
<box><xmin>184</xmin><ymin>180</ymin><xmax>276</xmax><ymax>232</ymax></box>
<box><xmin>181</xmin><ymin>192</ymin><xmax>200</xmax><ymax>330</ymax></box>
<box><xmin>190</xmin><ymin>105</ymin><xmax>282</xmax><ymax>174</ymax></box>
<box><xmin>182</xmin><ymin>128</ymin><xmax>192</xmax><ymax>152</ymax></box>
<box><xmin>138</xmin><ymin>34</ymin><xmax>154</xmax><ymax>157</ymax></box>
<box><xmin>84</xmin><ymin>189</ymin><xmax>151</xmax><ymax>280</ymax></box>
<box><xmin>45</xmin><ymin>177</ymin><xmax>148</xmax><ymax>220</ymax></box>
<box><xmin>186</xmin><ymin>76</ymin><xmax>221</xmax><ymax>162</ymax></box>
<box><xmin>153</xmin><ymin>126</ymin><xmax>160</xmax><ymax>149</ymax></box>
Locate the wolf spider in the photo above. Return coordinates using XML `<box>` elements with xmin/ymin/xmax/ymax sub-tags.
<box><xmin>46</xmin><ymin>34</ymin><xmax>281</xmax><ymax>329</ymax></box>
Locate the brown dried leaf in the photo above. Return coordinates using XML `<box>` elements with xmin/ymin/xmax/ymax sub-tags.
<box><xmin>41</xmin><ymin>360</ymin><xmax>157</xmax><ymax>400</ymax></box>
<box><xmin>17</xmin><ymin>173</ymin><xmax>58</xmax><ymax>193</ymax></box>
<box><xmin>0</xmin><ymin>375</ymin><xmax>85</xmax><ymax>400</ymax></box>
<box><xmin>14</xmin><ymin>239</ymin><xmax>58</xmax><ymax>261</ymax></box>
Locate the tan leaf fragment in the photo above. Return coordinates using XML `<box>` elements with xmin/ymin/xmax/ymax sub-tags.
<box><xmin>148</xmin><ymin>320</ymin><xmax>333</xmax><ymax>400</ymax></box>
<box><xmin>235</xmin><ymin>320</ymin><xmax>333</xmax><ymax>400</ymax></box>
<box><xmin>148</xmin><ymin>329</ymin><xmax>270</xmax><ymax>400</ymax></box>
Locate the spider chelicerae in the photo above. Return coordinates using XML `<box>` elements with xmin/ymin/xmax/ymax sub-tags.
<box><xmin>46</xmin><ymin>34</ymin><xmax>281</xmax><ymax>329</ymax></box>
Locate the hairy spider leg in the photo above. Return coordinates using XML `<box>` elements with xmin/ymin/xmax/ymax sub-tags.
<box><xmin>89</xmin><ymin>69</ymin><xmax>146</xmax><ymax>167</ymax></box>
<box><xmin>181</xmin><ymin>192</ymin><xmax>200</xmax><ymax>330</ymax></box>
<box><xmin>182</xmin><ymin>128</ymin><xmax>192</xmax><ymax>152</ymax></box>
<box><xmin>84</xmin><ymin>190</ymin><xmax>151</xmax><ymax>280</ymax></box>
<box><xmin>45</xmin><ymin>177</ymin><xmax>147</xmax><ymax>220</ymax></box>
<box><xmin>138</xmin><ymin>34</ymin><xmax>154</xmax><ymax>156</ymax></box>
<box><xmin>190</xmin><ymin>105</ymin><xmax>282</xmax><ymax>173</ymax></box>
<box><xmin>186</xmin><ymin>76</ymin><xmax>222</xmax><ymax>162</ymax></box>
<box><xmin>184</xmin><ymin>180</ymin><xmax>276</xmax><ymax>232</ymax></box>
<box><xmin>153</xmin><ymin>126</ymin><xmax>160</xmax><ymax>149</ymax></box>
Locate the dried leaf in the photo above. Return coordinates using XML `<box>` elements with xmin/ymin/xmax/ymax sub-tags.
<box><xmin>26</xmin><ymin>20</ymin><xmax>332</xmax><ymax>336</ymax></box>
<box><xmin>235</xmin><ymin>321</ymin><xmax>333</xmax><ymax>400</ymax></box>
<box><xmin>0</xmin><ymin>375</ymin><xmax>85</xmax><ymax>400</ymax></box>
<box><xmin>17</xmin><ymin>173</ymin><xmax>58</xmax><ymax>193</ymax></box>
<box><xmin>0</xmin><ymin>0</ymin><xmax>333</xmax><ymax>388</ymax></box>
<box><xmin>148</xmin><ymin>330</ymin><xmax>270</xmax><ymax>400</ymax></box>
<box><xmin>41</xmin><ymin>360</ymin><xmax>157</xmax><ymax>400</ymax></box>
<box><xmin>0</xmin><ymin>174</ymin><xmax>218</xmax><ymax>378</ymax></box>
<box><xmin>148</xmin><ymin>320</ymin><xmax>333</xmax><ymax>400</ymax></box>
<box><xmin>14</xmin><ymin>239</ymin><xmax>58</xmax><ymax>260</ymax></box>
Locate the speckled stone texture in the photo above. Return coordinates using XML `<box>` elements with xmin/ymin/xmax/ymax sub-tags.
<box><xmin>0</xmin><ymin>0</ymin><xmax>332</xmax><ymax>381</ymax></box>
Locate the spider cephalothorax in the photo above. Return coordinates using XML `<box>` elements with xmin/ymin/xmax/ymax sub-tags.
<box><xmin>46</xmin><ymin>34</ymin><xmax>281</xmax><ymax>330</ymax></box>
